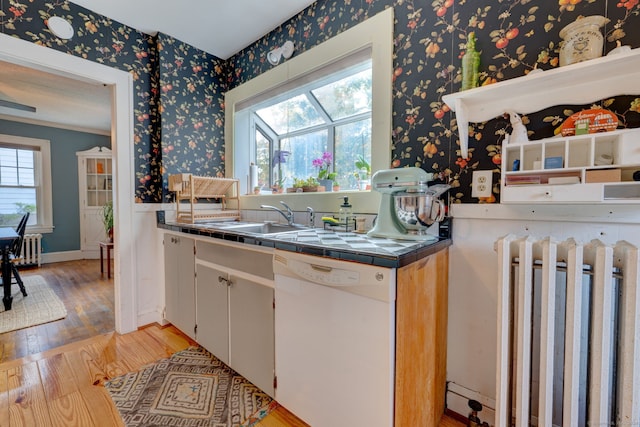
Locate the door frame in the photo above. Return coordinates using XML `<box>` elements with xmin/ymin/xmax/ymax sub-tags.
<box><xmin>0</xmin><ymin>34</ymin><xmax>137</xmax><ymax>334</ymax></box>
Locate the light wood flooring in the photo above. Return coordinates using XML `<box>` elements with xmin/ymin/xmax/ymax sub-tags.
<box><xmin>0</xmin><ymin>260</ymin><xmax>115</xmax><ymax>363</ymax></box>
<box><xmin>0</xmin><ymin>260</ymin><xmax>464</xmax><ymax>426</ymax></box>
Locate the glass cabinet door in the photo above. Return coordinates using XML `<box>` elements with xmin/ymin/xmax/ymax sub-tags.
<box><xmin>85</xmin><ymin>157</ymin><xmax>112</xmax><ymax>207</ymax></box>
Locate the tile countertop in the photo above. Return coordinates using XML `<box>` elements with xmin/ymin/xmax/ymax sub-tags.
<box><xmin>157</xmin><ymin>213</ymin><xmax>451</xmax><ymax>268</ymax></box>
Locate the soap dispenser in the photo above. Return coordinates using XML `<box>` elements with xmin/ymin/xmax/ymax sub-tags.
<box><xmin>339</xmin><ymin>196</ymin><xmax>352</xmax><ymax>228</ymax></box>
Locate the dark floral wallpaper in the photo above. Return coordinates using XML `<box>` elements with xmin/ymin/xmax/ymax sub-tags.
<box><xmin>0</xmin><ymin>0</ymin><xmax>226</xmax><ymax>202</ymax></box>
<box><xmin>2</xmin><ymin>0</ymin><xmax>640</xmax><ymax>204</ymax></box>
<box><xmin>157</xmin><ymin>33</ymin><xmax>227</xmax><ymax>201</ymax></box>
<box><xmin>229</xmin><ymin>0</ymin><xmax>640</xmax><ymax>203</ymax></box>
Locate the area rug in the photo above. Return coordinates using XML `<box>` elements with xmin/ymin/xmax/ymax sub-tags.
<box><xmin>104</xmin><ymin>346</ymin><xmax>278</xmax><ymax>427</ymax></box>
<box><xmin>0</xmin><ymin>274</ymin><xmax>67</xmax><ymax>334</ymax></box>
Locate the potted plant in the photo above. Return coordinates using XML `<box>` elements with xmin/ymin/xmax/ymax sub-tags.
<box><xmin>313</xmin><ymin>152</ymin><xmax>336</xmax><ymax>191</ymax></box>
<box><xmin>301</xmin><ymin>176</ymin><xmax>323</xmax><ymax>192</ymax></box>
<box><xmin>272</xmin><ymin>177</ymin><xmax>285</xmax><ymax>193</ymax></box>
<box><xmin>100</xmin><ymin>199</ymin><xmax>114</xmax><ymax>242</ymax></box>
<box><xmin>289</xmin><ymin>177</ymin><xmax>306</xmax><ymax>193</ymax></box>
<box><xmin>355</xmin><ymin>155</ymin><xmax>371</xmax><ymax>190</ymax></box>
<box><xmin>332</xmin><ymin>180</ymin><xmax>340</xmax><ymax>192</ymax></box>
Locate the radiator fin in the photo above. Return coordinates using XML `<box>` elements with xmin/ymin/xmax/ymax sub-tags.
<box><xmin>496</xmin><ymin>235</ymin><xmax>640</xmax><ymax>427</ymax></box>
<box><xmin>18</xmin><ymin>233</ymin><xmax>42</xmax><ymax>267</ymax></box>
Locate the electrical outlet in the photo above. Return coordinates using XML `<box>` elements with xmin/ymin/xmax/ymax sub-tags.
<box><xmin>472</xmin><ymin>170</ymin><xmax>493</xmax><ymax>198</ymax></box>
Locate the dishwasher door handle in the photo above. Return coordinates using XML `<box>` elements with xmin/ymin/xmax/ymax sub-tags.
<box><xmin>310</xmin><ymin>264</ymin><xmax>332</xmax><ymax>273</ymax></box>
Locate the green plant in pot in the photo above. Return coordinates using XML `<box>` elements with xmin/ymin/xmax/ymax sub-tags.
<box><xmin>101</xmin><ymin>199</ymin><xmax>114</xmax><ymax>242</ymax></box>
<box><xmin>354</xmin><ymin>155</ymin><xmax>371</xmax><ymax>190</ymax></box>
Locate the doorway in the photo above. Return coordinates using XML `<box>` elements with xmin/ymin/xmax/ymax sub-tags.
<box><xmin>0</xmin><ymin>34</ymin><xmax>137</xmax><ymax>334</ymax></box>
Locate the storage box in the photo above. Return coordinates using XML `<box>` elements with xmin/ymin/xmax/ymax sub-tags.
<box><xmin>585</xmin><ymin>168</ymin><xmax>621</xmax><ymax>183</ymax></box>
<box><xmin>544</xmin><ymin>156</ymin><xmax>563</xmax><ymax>169</ymax></box>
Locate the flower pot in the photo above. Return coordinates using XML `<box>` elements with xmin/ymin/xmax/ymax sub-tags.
<box><xmin>358</xmin><ymin>179</ymin><xmax>371</xmax><ymax>191</ymax></box>
<box><xmin>318</xmin><ymin>179</ymin><xmax>333</xmax><ymax>192</ymax></box>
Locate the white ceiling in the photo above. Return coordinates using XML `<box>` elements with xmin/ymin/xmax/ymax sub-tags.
<box><xmin>70</xmin><ymin>0</ymin><xmax>315</xmax><ymax>60</ymax></box>
<box><xmin>0</xmin><ymin>0</ymin><xmax>315</xmax><ymax>134</ymax></box>
<box><xmin>0</xmin><ymin>59</ymin><xmax>112</xmax><ymax>134</ymax></box>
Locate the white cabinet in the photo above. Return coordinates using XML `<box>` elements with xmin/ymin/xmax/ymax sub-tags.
<box><xmin>194</xmin><ymin>239</ymin><xmax>275</xmax><ymax>396</ymax></box>
<box><xmin>76</xmin><ymin>146</ymin><xmax>112</xmax><ymax>258</ymax></box>
<box><xmin>501</xmin><ymin>128</ymin><xmax>640</xmax><ymax>203</ymax></box>
<box><xmin>228</xmin><ymin>275</ymin><xmax>275</xmax><ymax>397</ymax></box>
<box><xmin>164</xmin><ymin>233</ymin><xmax>196</xmax><ymax>339</ymax></box>
<box><xmin>195</xmin><ymin>264</ymin><xmax>229</xmax><ymax>364</ymax></box>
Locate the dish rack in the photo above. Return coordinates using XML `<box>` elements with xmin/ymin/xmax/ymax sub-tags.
<box><xmin>168</xmin><ymin>174</ymin><xmax>240</xmax><ymax>223</ymax></box>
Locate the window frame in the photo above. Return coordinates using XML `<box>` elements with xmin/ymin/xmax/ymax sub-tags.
<box><xmin>0</xmin><ymin>134</ymin><xmax>54</xmax><ymax>233</ymax></box>
<box><xmin>248</xmin><ymin>64</ymin><xmax>373</xmax><ymax>190</ymax></box>
<box><xmin>225</xmin><ymin>7</ymin><xmax>393</xmax><ymax>213</ymax></box>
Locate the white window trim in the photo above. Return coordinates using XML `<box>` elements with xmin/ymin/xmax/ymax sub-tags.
<box><xmin>0</xmin><ymin>134</ymin><xmax>54</xmax><ymax>233</ymax></box>
<box><xmin>225</xmin><ymin>7</ymin><xmax>393</xmax><ymax>214</ymax></box>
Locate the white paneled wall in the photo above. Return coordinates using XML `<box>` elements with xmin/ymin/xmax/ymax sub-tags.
<box><xmin>447</xmin><ymin>204</ymin><xmax>640</xmax><ymax>424</ymax></box>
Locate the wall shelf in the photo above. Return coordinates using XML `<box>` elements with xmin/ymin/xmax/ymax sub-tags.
<box><xmin>442</xmin><ymin>47</ymin><xmax>640</xmax><ymax>159</ymax></box>
<box><xmin>500</xmin><ymin>128</ymin><xmax>640</xmax><ymax>203</ymax></box>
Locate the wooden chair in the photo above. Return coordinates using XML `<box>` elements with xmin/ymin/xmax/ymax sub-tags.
<box><xmin>10</xmin><ymin>212</ymin><xmax>29</xmax><ymax>297</ymax></box>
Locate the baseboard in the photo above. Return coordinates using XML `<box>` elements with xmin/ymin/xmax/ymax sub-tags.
<box><xmin>137</xmin><ymin>309</ymin><xmax>162</xmax><ymax>328</ymax></box>
<box><xmin>41</xmin><ymin>250</ymin><xmax>83</xmax><ymax>264</ymax></box>
<box><xmin>446</xmin><ymin>381</ymin><xmax>495</xmax><ymax>426</ymax></box>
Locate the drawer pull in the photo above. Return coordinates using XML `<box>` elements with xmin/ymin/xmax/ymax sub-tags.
<box><xmin>218</xmin><ymin>276</ymin><xmax>231</xmax><ymax>287</ymax></box>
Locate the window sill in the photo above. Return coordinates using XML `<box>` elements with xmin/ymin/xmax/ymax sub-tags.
<box><xmin>26</xmin><ymin>225</ymin><xmax>54</xmax><ymax>234</ymax></box>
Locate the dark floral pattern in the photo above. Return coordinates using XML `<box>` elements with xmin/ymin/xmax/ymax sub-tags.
<box><xmin>2</xmin><ymin>0</ymin><xmax>640</xmax><ymax>203</ymax></box>
<box><xmin>157</xmin><ymin>33</ymin><xmax>227</xmax><ymax>201</ymax></box>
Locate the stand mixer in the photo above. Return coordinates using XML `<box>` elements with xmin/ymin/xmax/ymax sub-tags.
<box><xmin>367</xmin><ymin>167</ymin><xmax>450</xmax><ymax>240</ymax></box>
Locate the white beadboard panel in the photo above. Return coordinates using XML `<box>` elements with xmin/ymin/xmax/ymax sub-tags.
<box><xmin>448</xmin><ymin>209</ymin><xmax>640</xmax><ymax>425</ymax></box>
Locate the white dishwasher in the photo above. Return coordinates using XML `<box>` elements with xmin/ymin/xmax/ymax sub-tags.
<box><xmin>273</xmin><ymin>249</ymin><xmax>396</xmax><ymax>427</ymax></box>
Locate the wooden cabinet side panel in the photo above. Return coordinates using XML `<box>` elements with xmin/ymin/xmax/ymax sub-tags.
<box><xmin>394</xmin><ymin>248</ymin><xmax>449</xmax><ymax>427</ymax></box>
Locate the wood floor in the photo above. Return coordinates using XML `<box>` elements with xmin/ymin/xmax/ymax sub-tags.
<box><xmin>0</xmin><ymin>260</ymin><xmax>115</xmax><ymax>363</ymax></box>
<box><xmin>0</xmin><ymin>260</ymin><xmax>464</xmax><ymax>426</ymax></box>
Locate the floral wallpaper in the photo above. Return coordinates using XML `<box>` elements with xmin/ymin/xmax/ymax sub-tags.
<box><xmin>0</xmin><ymin>0</ymin><xmax>226</xmax><ymax>202</ymax></box>
<box><xmin>229</xmin><ymin>0</ymin><xmax>640</xmax><ymax>203</ymax></box>
<box><xmin>2</xmin><ymin>0</ymin><xmax>640</xmax><ymax>204</ymax></box>
<box><xmin>157</xmin><ymin>33</ymin><xmax>227</xmax><ymax>201</ymax></box>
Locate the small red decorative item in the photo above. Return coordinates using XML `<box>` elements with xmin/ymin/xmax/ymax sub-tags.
<box><xmin>560</xmin><ymin>108</ymin><xmax>618</xmax><ymax>136</ymax></box>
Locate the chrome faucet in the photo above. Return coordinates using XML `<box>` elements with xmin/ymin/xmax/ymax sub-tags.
<box><xmin>306</xmin><ymin>207</ymin><xmax>315</xmax><ymax>227</ymax></box>
<box><xmin>260</xmin><ymin>201</ymin><xmax>294</xmax><ymax>225</ymax></box>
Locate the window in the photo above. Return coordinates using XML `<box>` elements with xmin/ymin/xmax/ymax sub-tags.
<box><xmin>0</xmin><ymin>135</ymin><xmax>53</xmax><ymax>233</ymax></box>
<box><xmin>225</xmin><ymin>7</ymin><xmax>393</xmax><ymax>213</ymax></box>
<box><xmin>246</xmin><ymin>63</ymin><xmax>372</xmax><ymax>190</ymax></box>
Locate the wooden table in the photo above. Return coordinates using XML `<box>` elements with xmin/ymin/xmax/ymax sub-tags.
<box><xmin>0</xmin><ymin>227</ymin><xmax>18</xmax><ymax>311</ymax></box>
<box><xmin>99</xmin><ymin>241</ymin><xmax>114</xmax><ymax>279</ymax></box>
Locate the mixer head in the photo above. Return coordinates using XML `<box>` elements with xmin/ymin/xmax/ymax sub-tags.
<box><xmin>370</xmin><ymin>167</ymin><xmax>433</xmax><ymax>193</ymax></box>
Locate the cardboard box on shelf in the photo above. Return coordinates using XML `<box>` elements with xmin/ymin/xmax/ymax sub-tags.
<box><xmin>585</xmin><ymin>169</ymin><xmax>622</xmax><ymax>183</ymax></box>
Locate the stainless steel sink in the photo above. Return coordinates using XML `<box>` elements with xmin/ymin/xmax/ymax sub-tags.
<box><xmin>225</xmin><ymin>222</ymin><xmax>310</xmax><ymax>235</ymax></box>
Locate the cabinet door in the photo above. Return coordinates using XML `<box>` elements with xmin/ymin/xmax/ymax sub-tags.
<box><xmin>164</xmin><ymin>234</ymin><xmax>196</xmax><ymax>339</ymax></box>
<box><xmin>229</xmin><ymin>276</ymin><xmax>275</xmax><ymax>396</ymax></box>
<box><xmin>77</xmin><ymin>148</ymin><xmax>112</xmax><ymax>258</ymax></box>
<box><xmin>196</xmin><ymin>264</ymin><xmax>230</xmax><ymax>364</ymax></box>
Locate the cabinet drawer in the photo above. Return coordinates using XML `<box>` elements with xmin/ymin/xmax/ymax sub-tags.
<box><xmin>502</xmin><ymin>183</ymin><xmax>601</xmax><ymax>203</ymax></box>
<box><xmin>196</xmin><ymin>241</ymin><xmax>273</xmax><ymax>280</ymax></box>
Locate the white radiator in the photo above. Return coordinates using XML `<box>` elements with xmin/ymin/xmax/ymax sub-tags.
<box><xmin>19</xmin><ymin>233</ymin><xmax>42</xmax><ymax>267</ymax></box>
<box><xmin>495</xmin><ymin>235</ymin><xmax>640</xmax><ymax>427</ymax></box>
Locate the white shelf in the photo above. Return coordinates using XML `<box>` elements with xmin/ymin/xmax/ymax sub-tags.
<box><xmin>500</xmin><ymin>128</ymin><xmax>640</xmax><ymax>203</ymax></box>
<box><xmin>443</xmin><ymin>47</ymin><xmax>640</xmax><ymax>158</ymax></box>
